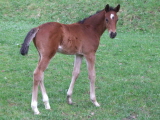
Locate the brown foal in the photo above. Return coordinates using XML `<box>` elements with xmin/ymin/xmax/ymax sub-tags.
<box><xmin>20</xmin><ymin>4</ymin><xmax>120</xmax><ymax>114</ymax></box>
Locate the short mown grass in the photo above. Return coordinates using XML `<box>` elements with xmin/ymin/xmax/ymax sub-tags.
<box><xmin>0</xmin><ymin>0</ymin><xmax>160</xmax><ymax>119</ymax></box>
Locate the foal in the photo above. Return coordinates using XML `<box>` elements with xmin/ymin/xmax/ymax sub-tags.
<box><xmin>20</xmin><ymin>4</ymin><xmax>120</xmax><ymax>114</ymax></box>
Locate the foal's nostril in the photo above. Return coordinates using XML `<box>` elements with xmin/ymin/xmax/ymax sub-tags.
<box><xmin>110</xmin><ymin>32</ymin><xmax>117</xmax><ymax>38</ymax></box>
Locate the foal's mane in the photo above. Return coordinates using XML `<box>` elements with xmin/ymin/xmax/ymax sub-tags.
<box><xmin>78</xmin><ymin>10</ymin><xmax>103</xmax><ymax>24</ymax></box>
<box><xmin>78</xmin><ymin>6</ymin><xmax>114</xmax><ymax>24</ymax></box>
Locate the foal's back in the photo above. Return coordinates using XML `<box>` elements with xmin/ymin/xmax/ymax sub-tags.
<box><xmin>34</xmin><ymin>22</ymin><xmax>99</xmax><ymax>56</ymax></box>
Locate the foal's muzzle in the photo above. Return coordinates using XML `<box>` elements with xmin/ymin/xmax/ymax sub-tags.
<box><xmin>110</xmin><ymin>32</ymin><xmax>117</xmax><ymax>39</ymax></box>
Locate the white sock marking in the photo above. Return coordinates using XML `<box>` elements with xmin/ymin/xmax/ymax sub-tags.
<box><xmin>31</xmin><ymin>101</ymin><xmax>40</xmax><ymax>114</ymax></box>
<box><xmin>43</xmin><ymin>94</ymin><xmax>49</xmax><ymax>102</ymax></box>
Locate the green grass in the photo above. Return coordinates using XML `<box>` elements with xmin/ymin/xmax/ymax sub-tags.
<box><xmin>0</xmin><ymin>0</ymin><xmax>160</xmax><ymax>119</ymax></box>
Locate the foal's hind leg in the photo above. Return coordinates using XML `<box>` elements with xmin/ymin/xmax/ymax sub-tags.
<box><xmin>67</xmin><ymin>55</ymin><xmax>83</xmax><ymax>104</ymax></box>
<box><xmin>40</xmin><ymin>77</ymin><xmax>51</xmax><ymax>110</ymax></box>
<box><xmin>31</xmin><ymin>56</ymin><xmax>52</xmax><ymax>114</ymax></box>
<box><xmin>85</xmin><ymin>53</ymin><xmax>100</xmax><ymax>107</ymax></box>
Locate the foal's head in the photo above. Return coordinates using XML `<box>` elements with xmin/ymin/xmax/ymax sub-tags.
<box><xmin>104</xmin><ymin>4</ymin><xmax>120</xmax><ymax>39</ymax></box>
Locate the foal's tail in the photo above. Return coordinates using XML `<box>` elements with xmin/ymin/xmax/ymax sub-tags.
<box><xmin>20</xmin><ymin>27</ymin><xmax>39</xmax><ymax>55</ymax></box>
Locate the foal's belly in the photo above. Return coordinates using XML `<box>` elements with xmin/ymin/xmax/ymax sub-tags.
<box><xmin>57</xmin><ymin>44</ymin><xmax>82</xmax><ymax>55</ymax></box>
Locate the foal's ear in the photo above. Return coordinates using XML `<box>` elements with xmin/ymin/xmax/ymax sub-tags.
<box><xmin>114</xmin><ymin>4</ymin><xmax>120</xmax><ymax>12</ymax></box>
<box><xmin>105</xmin><ymin>4</ymin><xmax>110</xmax><ymax>12</ymax></box>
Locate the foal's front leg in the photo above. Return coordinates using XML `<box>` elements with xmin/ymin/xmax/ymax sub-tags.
<box><xmin>67</xmin><ymin>55</ymin><xmax>83</xmax><ymax>104</ymax></box>
<box><xmin>85</xmin><ymin>54</ymin><xmax>100</xmax><ymax>107</ymax></box>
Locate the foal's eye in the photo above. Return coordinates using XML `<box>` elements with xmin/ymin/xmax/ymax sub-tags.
<box><xmin>106</xmin><ymin>19</ymin><xmax>109</xmax><ymax>22</ymax></box>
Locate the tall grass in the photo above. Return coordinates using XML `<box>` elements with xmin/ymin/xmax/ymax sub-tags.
<box><xmin>0</xmin><ymin>0</ymin><xmax>160</xmax><ymax>119</ymax></box>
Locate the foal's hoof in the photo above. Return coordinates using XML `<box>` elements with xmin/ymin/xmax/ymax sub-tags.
<box><xmin>67</xmin><ymin>99</ymin><xmax>73</xmax><ymax>105</ymax></box>
<box><xmin>44</xmin><ymin>104</ymin><xmax>51</xmax><ymax>110</ymax></box>
<box><xmin>67</xmin><ymin>96</ymin><xmax>73</xmax><ymax>105</ymax></box>
<box><xmin>32</xmin><ymin>107</ymin><xmax>40</xmax><ymax>115</ymax></box>
<box><xmin>94</xmin><ymin>102</ymin><xmax>100</xmax><ymax>107</ymax></box>
<box><xmin>92</xmin><ymin>100</ymin><xmax>100</xmax><ymax>107</ymax></box>
<box><xmin>46</xmin><ymin>108</ymin><xmax>52</xmax><ymax>110</ymax></box>
<box><xmin>34</xmin><ymin>111</ymin><xmax>40</xmax><ymax>115</ymax></box>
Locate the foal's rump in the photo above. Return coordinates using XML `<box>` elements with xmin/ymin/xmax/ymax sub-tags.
<box><xmin>20</xmin><ymin>22</ymin><xmax>63</xmax><ymax>56</ymax></box>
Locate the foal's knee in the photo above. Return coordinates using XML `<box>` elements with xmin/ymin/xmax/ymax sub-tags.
<box><xmin>88</xmin><ymin>74</ymin><xmax>96</xmax><ymax>81</ymax></box>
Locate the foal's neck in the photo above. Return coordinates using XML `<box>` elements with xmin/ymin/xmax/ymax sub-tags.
<box><xmin>82</xmin><ymin>10</ymin><xmax>106</xmax><ymax>36</ymax></box>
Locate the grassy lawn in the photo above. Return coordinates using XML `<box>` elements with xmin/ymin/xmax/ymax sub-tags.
<box><xmin>0</xmin><ymin>0</ymin><xmax>160</xmax><ymax>119</ymax></box>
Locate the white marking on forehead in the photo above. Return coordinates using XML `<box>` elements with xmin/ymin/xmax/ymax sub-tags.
<box><xmin>110</xmin><ymin>14</ymin><xmax>114</xmax><ymax>19</ymax></box>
